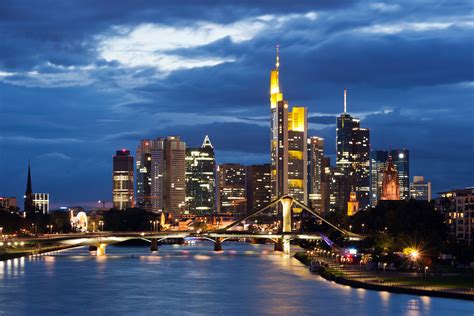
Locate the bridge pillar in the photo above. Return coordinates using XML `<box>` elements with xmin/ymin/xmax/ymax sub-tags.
<box><xmin>274</xmin><ymin>239</ymin><xmax>283</xmax><ymax>252</ymax></box>
<box><xmin>280</xmin><ymin>196</ymin><xmax>293</xmax><ymax>234</ymax></box>
<box><xmin>97</xmin><ymin>243</ymin><xmax>107</xmax><ymax>256</ymax></box>
<box><xmin>214</xmin><ymin>238</ymin><xmax>223</xmax><ymax>252</ymax></box>
<box><xmin>150</xmin><ymin>238</ymin><xmax>158</xmax><ymax>252</ymax></box>
<box><xmin>283</xmin><ymin>236</ymin><xmax>291</xmax><ymax>255</ymax></box>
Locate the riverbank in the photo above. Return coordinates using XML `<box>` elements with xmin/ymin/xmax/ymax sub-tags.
<box><xmin>0</xmin><ymin>244</ymin><xmax>77</xmax><ymax>261</ymax></box>
<box><xmin>294</xmin><ymin>252</ymin><xmax>474</xmax><ymax>301</ymax></box>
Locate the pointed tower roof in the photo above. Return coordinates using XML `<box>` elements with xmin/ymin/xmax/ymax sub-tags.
<box><xmin>25</xmin><ymin>161</ymin><xmax>32</xmax><ymax>195</ymax></box>
<box><xmin>202</xmin><ymin>135</ymin><xmax>213</xmax><ymax>149</ymax></box>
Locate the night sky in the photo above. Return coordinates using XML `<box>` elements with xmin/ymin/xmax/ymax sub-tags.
<box><xmin>1</xmin><ymin>0</ymin><xmax>473</xmax><ymax>208</ymax></box>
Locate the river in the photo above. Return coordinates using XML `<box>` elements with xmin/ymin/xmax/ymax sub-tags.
<box><xmin>0</xmin><ymin>242</ymin><xmax>472</xmax><ymax>315</ymax></box>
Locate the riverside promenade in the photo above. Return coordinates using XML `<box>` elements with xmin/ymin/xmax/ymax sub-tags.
<box><xmin>295</xmin><ymin>252</ymin><xmax>474</xmax><ymax>301</ymax></box>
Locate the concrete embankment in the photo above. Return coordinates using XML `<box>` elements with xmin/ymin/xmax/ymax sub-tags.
<box><xmin>0</xmin><ymin>245</ymin><xmax>77</xmax><ymax>261</ymax></box>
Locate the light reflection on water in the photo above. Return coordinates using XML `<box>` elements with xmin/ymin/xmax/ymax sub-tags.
<box><xmin>0</xmin><ymin>242</ymin><xmax>472</xmax><ymax>315</ymax></box>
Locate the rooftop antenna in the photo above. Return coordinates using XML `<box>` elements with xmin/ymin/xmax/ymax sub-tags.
<box><xmin>344</xmin><ymin>88</ymin><xmax>347</xmax><ymax>113</ymax></box>
<box><xmin>276</xmin><ymin>44</ymin><xmax>280</xmax><ymax>70</ymax></box>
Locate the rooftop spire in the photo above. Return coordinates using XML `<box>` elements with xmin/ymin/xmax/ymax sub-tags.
<box><xmin>275</xmin><ymin>44</ymin><xmax>280</xmax><ymax>70</ymax></box>
<box><xmin>344</xmin><ymin>88</ymin><xmax>347</xmax><ymax>113</ymax></box>
<box><xmin>26</xmin><ymin>160</ymin><xmax>32</xmax><ymax>195</ymax></box>
<box><xmin>202</xmin><ymin>135</ymin><xmax>213</xmax><ymax>149</ymax></box>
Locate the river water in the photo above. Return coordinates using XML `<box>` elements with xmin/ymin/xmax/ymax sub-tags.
<box><xmin>0</xmin><ymin>242</ymin><xmax>472</xmax><ymax>315</ymax></box>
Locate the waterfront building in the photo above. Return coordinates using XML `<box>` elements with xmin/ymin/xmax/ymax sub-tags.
<box><xmin>410</xmin><ymin>176</ymin><xmax>432</xmax><ymax>201</ymax></box>
<box><xmin>185</xmin><ymin>135</ymin><xmax>216</xmax><ymax>216</ymax></box>
<box><xmin>307</xmin><ymin>137</ymin><xmax>324</xmax><ymax>212</ymax></box>
<box><xmin>217</xmin><ymin>163</ymin><xmax>246</xmax><ymax>215</ymax></box>
<box><xmin>336</xmin><ymin>89</ymin><xmax>370</xmax><ymax>211</ymax></box>
<box><xmin>435</xmin><ymin>188</ymin><xmax>474</xmax><ymax>245</ymax></box>
<box><xmin>32</xmin><ymin>193</ymin><xmax>49</xmax><ymax>214</ymax></box>
<box><xmin>163</xmin><ymin>137</ymin><xmax>186</xmax><ymax>215</ymax></box>
<box><xmin>0</xmin><ymin>197</ymin><xmax>17</xmax><ymax>210</ymax></box>
<box><xmin>246</xmin><ymin>164</ymin><xmax>272</xmax><ymax>215</ymax></box>
<box><xmin>391</xmin><ymin>149</ymin><xmax>410</xmax><ymax>200</ymax></box>
<box><xmin>112</xmin><ymin>149</ymin><xmax>134</xmax><ymax>210</ymax></box>
<box><xmin>269</xmin><ymin>46</ymin><xmax>308</xmax><ymax>204</ymax></box>
<box><xmin>380</xmin><ymin>155</ymin><xmax>400</xmax><ymax>201</ymax></box>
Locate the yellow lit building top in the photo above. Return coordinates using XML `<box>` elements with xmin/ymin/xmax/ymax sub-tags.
<box><xmin>289</xmin><ymin>107</ymin><xmax>306</xmax><ymax>132</ymax></box>
<box><xmin>270</xmin><ymin>46</ymin><xmax>283</xmax><ymax>109</ymax></box>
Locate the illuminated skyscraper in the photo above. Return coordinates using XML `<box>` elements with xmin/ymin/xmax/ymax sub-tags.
<box><xmin>185</xmin><ymin>135</ymin><xmax>216</xmax><ymax>216</ymax></box>
<box><xmin>307</xmin><ymin>136</ymin><xmax>324</xmax><ymax>212</ymax></box>
<box><xmin>269</xmin><ymin>46</ymin><xmax>308</xmax><ymax>203</ymax></box>
<box><xmin>112</xmin><ymin>149</ymin><xmax>134</xmax><ymax>210</ymax></box>
<box><xmin>217</xmin><ymin>163</ymin><xmax>246</xmax><ymax>215</ymax></box>
<box><xmin>336</xmin><ymin>89</ymin><xmax>370</xmax><ymax>211</ymax></box>
<box><xmin>391</xmin><ymin>149</ymin><xmax>410</xmax><ymax>200</ymax></box>
<box><xmin>370</xmin><ymin>150</ymin><xmax>389</xmax><ymax>206</ymax></box>
<box><xmin>32</xmin><ymin>193</ymin><xmax>49</xmax><ymax>214</ymax></box>
<box><xmin>246</xmin><ymin>164</ymin><xmax>272</xmax><ymax>215</ymax></box>
<box><xmin>136</xmin><ymin>140</ymin><xmax>153</xmax><ymax>211</ymax></box>
<box><xmin>163</xmin><ymin>137</ymin><xmax>186</xmax><ymax>215</ymax></box>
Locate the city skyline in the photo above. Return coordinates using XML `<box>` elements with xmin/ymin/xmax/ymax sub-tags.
<box><xmin>1</xmin><ymin>1</ymin><xmax>473</xmax><ymax>207</ymax></box>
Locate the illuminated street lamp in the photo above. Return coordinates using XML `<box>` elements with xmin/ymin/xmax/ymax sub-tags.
<box><xmin>349</xmin><ymin>225</ymin><xmax>352</xmax><ymax>232</ymax></box>
<box><xmin>99</xmin><ymin>220</ymin><xmax>104</xmax><ymax>232</ymax></box>
<box><xmin>424</xmin><ymin>266</ymin><xmax>429</xmax><ymax>278</ymax></box>
<box><xmin>383</xmin><ymin>262</ymin><xmax>387</xmax><ymax>272</ymax></box>
<box><xmin>361</xmin><ymin>223</ymin><xmax>365</xmax><ymax>234</ymax></box>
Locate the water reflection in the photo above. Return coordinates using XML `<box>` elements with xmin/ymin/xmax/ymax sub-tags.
<box><xmin>0</xmin><ymin>243</ymin><xmax>470</xmax><ymax>315</ymax></box>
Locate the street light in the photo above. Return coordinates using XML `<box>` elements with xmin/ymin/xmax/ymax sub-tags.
<box><xmin>99</xmin><ymin>220</ymin><xmax>104</xmax><ymax>232</ymax></box>
<box><xmin>361</xmin><ymin>223</ymin><xmax>365</xmax><ymax>234</ymax></box>
<box><xmin>424</xmin><ymin>266</ymin><xmax>428</xmax><ymax>278</ymax></box>
<box><xmin>349</xmin><ymin>225</ymin><xmax>352</xmax><ymax>232</ymax></box>
<box><xmin>383</xmin><ymin>262</ymin><xmax>387</xmax><ymax>273</ymax></box>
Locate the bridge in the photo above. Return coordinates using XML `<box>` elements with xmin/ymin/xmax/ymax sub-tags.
<box><xmin>16</xmin><ymin>195</ymin><xmax>362</xmax><ymax>255</ymax></box>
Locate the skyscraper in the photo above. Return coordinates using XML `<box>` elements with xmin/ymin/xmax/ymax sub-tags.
<box><xmin>288</xmin><ymin>107</ymin><xmax>308</xmax><ymax>204</ymax></box>
<box><xmin>136</xmin><ymin>140</ymin><xmax>153</xmax><ymax>211</ymax></box>
<box><xmin>185</xmin><ymin>135</ymin><xmax>216</xmax><ymax>216</ymax></box>
<box><xmin>391</xmin><ymin>149</ymin><xmax>410</xmax><ymax>200</ymax></box>
<box><xmin>24</xmin><ymin>161</ymin><xmax>34</xmax><ymax>215</ymax></box>
<box><xmin>336</xmin><ymin>89</ymin><xmax>371</xmax><ymax>211</ymax></box>
<box><xmin>32</xmin><ymin>193</ymin><xmax>49</xmax><ymax>214</ymax></box>
<box><xmin>217</xmin><ymin>163</ymin><xmax>246</xmax><ymax>215</ymax></box>
<box><xmin>269</xmin><ymin>46</ymin><xmax>308</xmax><ymax>203</ymax></box>
<box><xmin>370</xmin><ymin>150</ymin><xmax>389</xmax><ymax>206</ymax></box>
<box><xmin>307</xmin><ymin>136</ymin><xmax>324</xmax><ymax>212</ymax></box>
<box><xmin>112</xmin><ymin>149</ymin><xmax>134</xmax><ymax>210</ymax></box>
<box><xmin>246</xmin><ymin>164</ymin><xmax>272</xmax><ymax>214</ymax></box>
<box><xmin>410</xmin><ymin>176</ymin><xmax>432</xmax><ymax>201</ymax></box>
<box><xmin>163</xmin><ymin>137</ymin><xmax>186</xmax><ymax>215</ymax></box>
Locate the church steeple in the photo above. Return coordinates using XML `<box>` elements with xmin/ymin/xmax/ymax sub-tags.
<box><xmin>24</xmin><ymin>161</ymin><xmax>34</xmax><ymax>214</ymax></box>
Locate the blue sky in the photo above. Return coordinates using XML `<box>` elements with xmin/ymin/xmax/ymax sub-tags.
<box><xmin>1</xmin><ymin>0</ymin><xmax>473</xmax><ymax>208</ymax></box>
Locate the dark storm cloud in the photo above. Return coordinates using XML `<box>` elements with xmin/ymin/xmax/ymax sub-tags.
<box><xmin>0</xmin><ymin>0</ymin><xmax>473</xmax><ymax>205</ymax></box>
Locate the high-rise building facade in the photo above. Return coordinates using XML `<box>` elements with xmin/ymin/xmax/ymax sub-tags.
<box><xmin>336</xmin><ymin>89</ymin><xmax>371</xmax><ymax>211</ymax></box>
<box><xmin>217</xmin><ymin>163</ymin><xmax>246</xmax><ymax>215</ymax></box>
<box><xmin>136</xmin><ymin>140</ymin><xmax>153</xmax><ymax>211</ymax></box>
<box><xmin>288</xmin><ymin>107</ymin><xmax>308</xmax><ymax>204</ymax></box>
<box><xmin>164</xmin><ymin>137</ymin><xmax>186</xmax><ymax>215</ymax></box>
<box><xmin>269</xmin><ymin>47</ymin><xmax>308</xmax><ymax>204</ymax></box>
<box><xmin>370</xmin><ymin>150</ymin><xmax>389</xmax><ymax>206</ymax></box>
<box><xmin>0</xmin><ymin>197</ymin><xmax>17</xmax><ymax>209</ymax></box>
<box><xmin>136</xmin><ymin>137</ymin><xmax>186</xmax><ymax>215</ymax></box>
<box><xmin>112</xmin><ymin>149</ymin><xmax>134</xmax><ymax>210</ymax></box>
<box><xmin>410</xmin><ymin>176</ymin><xmax>432</xmax><ymax>201</ymax></box>
<box><xmin>246</xmin><ymin>164</ymin><xmax>272</xmax><ymax>215</ymax></box>
<box><xmin>307</xmin><ymin>136</ymin><xmax>324</xmax><ymax>212</ymax></box>
<box><xmin>32</xmin><ymin>193</ymin><xmax>49</xmax><ymax>214</ymax></box>
<box><xmin>391</xmin><ymin>149</ymin><xmax>410</xmax><ymax>200</ymax></box>
<box><xmin>185</xmin><ymin>135</ymin><xmax>216</xmax><ymax>216</ymax></box>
